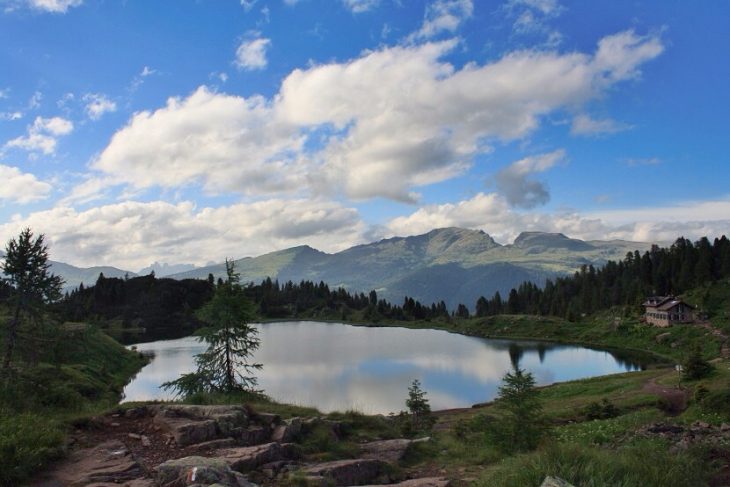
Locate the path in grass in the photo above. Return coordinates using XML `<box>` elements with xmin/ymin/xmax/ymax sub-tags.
<box><xmin>640</xmin><ymin>370</ymin><xmax>688</xmax><ymax>415</ymax></box>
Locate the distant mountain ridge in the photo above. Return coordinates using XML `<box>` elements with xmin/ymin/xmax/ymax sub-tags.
<box><xmin>169</xmin><ymin>228</ymin><xmax>652</xmax><ymax>308</ymax></box>
<box><xmin>2</xmin><ymin>228</ymin><xmax>651</xmax><ymax>307</ymax></box>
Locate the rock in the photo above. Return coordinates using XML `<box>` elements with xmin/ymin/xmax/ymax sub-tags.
<box><xmin>124</xmin><ymin>406</ymin><xmax>149</xmax><ymax>419</ymax></box>
<box><xmin>360</xmin><ymin>438</ymin><xmax>429</xmax><ymax>464</ymax></box>
<box><xmin>302</xmin><ymin>458</ymin><xmax>390</xmax><ymax>486</ymax></box>
<box><xmin>222</xmin><ymin>442</ymin><xmax>300</xmax><ymax>472</ymax></box>
<box><xmin>254</xmin><ymin>412</ymin><xmax>280</xmax><ymax>426</ymax></box>
<box><xmin>540</xmin><ymin>476</ymin><xmax>575</xmax><ymax>487</ymax></box>
<box><xmin>128</xmin><ymin>433</ymin><xmax>142</xmax><ymax>440</ymax></box>
<box><xmin>43</xmin><ymin>440</ymin><xmax>144</xmax><ymax>486</ymax></box>
<box><xmin>153</xmin><ymin>405</ymin><xmax>249</xmax><ymax>447</ymax></box>
<box><xmin>240</xmin><ymin>426</ymin><xmax>271</xmax><ymax>446</ymax></box>
<box><xmin>192</xmin><ymin>437</ymin><xmax>238</xmax><ymax>451</ymax></box>
<box><xmin>721</xmin><ymin>423</ymin><xmax>730</xmax><ymax>432</ymax></box>
<box><xmin>302</xmin><ymin>417</ymin><xmax>344</xmax><ymax>439</ymax></box>
<box><xmin>361</xmin><ymin>478</ymin><xmax>449</xmax><ymax>487</ymax></box>
<box><xmin>272</xmin><ymin>417</ymin><xmax>302</xmax><ymax>442</ymax></box>
<box><xmin>141</xmin><ymin>435</ymin><xmax>151</xmax><ymax>447</ymax></box>
<box><xmin>155</xmin><ymin>456</ymin><xmax>257</xmax><ymax>487</ymax></box>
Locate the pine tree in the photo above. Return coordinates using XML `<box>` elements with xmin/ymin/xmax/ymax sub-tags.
<box><xmin>1</xmin><ymin>229</ymin><xmax>64</xmax><ymax>375</ymax></box>
<box><xmin>163</xmin><ymin>259</ymin><xmax>261</xmax><ymax>396</ymax></box>
<box><xmin>491</xmin><ymin>367</ymin><xmax>548</xmax><ymax>453</ymax></box>
<box><xmin>404</xmin><ymin>379</ymin><xmax>434</xmax><ymax>434</ymax></box>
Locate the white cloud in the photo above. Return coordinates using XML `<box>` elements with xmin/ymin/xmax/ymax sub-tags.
<box><xmin>141</xmin><ymin>66</ymin><xmax>155</xmax><ymax>77</ymax></box>
<box><xmin>625</xmin><ymin>157</ymin><xmax>661</xmax><ymax>166</ymax></box>
<box><xmin>28</xmin><ymin>91</ymin><xmax>42</xmax><ymax>109</ymax></box>
<box><xmin>27</xmin><ymin>0</ymin><xmax>82</xmax><ymax>13</ymax></box>
<box><xmin>81</xmin><ymin>86</ymin><xmax>303</xmax><ymax>200</ymax></box>
<box><xmin>5</xmin><ymin>116</ymin><xmax>73</xmax><ymax>155</ymax></box>
<box><xmin>0</xmin><ymin>164</ymin><xmax>52</xmax><ymax>203</ymax></box>
<box><xmin>76</xmin><ymin>29</ymin><xmax>663</xmax><ymax>204</ymax></box>
<box><xmin>235</xmin><ymin>36</ymin><xmax>271</xmax><ymax>70</ymax></box>
<box><xmin>278</xmin><ymin>31</ymin><xmax>662</xmax><ymax>201</ymax></box>
<box><xmin>593</xmin><ymin>29</ymin><xmax>664</xmax><ymax>83</ymax></box>
<box><xmin>571</xmin><ymin>114</ymin><xmax>629</xmax><ymax>136</ymax></box>
<box><xmin>240</xmin><ymin>0</ymin><xmax>258</xmax><ymax>11</ymax></box>
<box><xmin>342</xmin><ymin>0</ymin><xmax>380</xmax><ymax>14</ymax></box>
<box><xmin>386</xmin><ymin>192</ymin><xmax>730</xmax><ymax>245</ymax></box>
<box><xmin>0</xmin><ymin>111</ymin><xmax>22</xmax><ymax>121</ymax></box>
<box><xmin>504</xmin><ymin>0</ymin><xmax>564</xmax><ymax>47</ymax></box>
<box><xmin>0</xmin><ymin>88</ymin><xmax>9</xmax><ymax>99</ymax></box>
<box><xmin>83</xmin><ymin>93</ymin><xmax>117</xmax><ymax>120</ymax></box>
<box><xmin>494</xmin><ymin>150</ymin><xmax>565</xmax><ymax>208</ymax></box>
<box><xmin>408</xmin><ymin>0</ymin><xmax>473</xmax><ymax>41</ymax></box>
<box><xmin>0</xmin><ymin>199</ymin><xmax>366</xmax><ymax>269</ymax></box>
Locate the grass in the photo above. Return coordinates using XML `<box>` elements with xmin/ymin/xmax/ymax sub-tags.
<box><xmin>476</xmin><ymin>440</ymin><xmax>714</xmax><ymax>487</ymax></box>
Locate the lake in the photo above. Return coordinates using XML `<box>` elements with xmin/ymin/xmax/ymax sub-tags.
<box><xmin>122</xmin><ymin>321</ymin><xmax>648</xmax><ymax>414</ymax></box>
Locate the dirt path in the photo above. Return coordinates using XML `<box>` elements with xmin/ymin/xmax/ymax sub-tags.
<box><xmin>641</xmin><ymin>371</ymin><xmax>689</xmax><ymax>415</ymax></box>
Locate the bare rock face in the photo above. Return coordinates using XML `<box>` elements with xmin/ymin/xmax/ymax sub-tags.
<box><xmin>271</xmin><ymin>417</ymin><xmax>302</xmax><ymax>442</ymax></box>
<box><xmin>540</xmin><ymin>476</ymin><xmax>575</xmax><ymax>487</ymax></box>
<box><xmin>155</xmin><ymin>456</ymin><xmax>257</xmax><ymax>487</ymax></box>
<box><xmin>44</xmin><ymin>440</ymin><xmax>144</xmax><ymax>486</ymax></box>
<box><xmin>301</xmin><ymin>458</ymin><xmax>390</xmax><ymax>486</ymax></box>
<box><xmin>222</xmin><ymin>442</ymin><xmax>300</xmax><ymax>472</ymax></box>
<box><xmin>360</xmin><ymin>437</ymin><xmax>430</xmax><ymax>464</ymax></box>
<box><xmin>152</xmin><ymin>405</ymin><xmax>250</xmax><ymax>447</ymax></box>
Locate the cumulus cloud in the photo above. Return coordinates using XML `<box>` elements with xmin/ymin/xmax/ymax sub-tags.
<box><xmin>494</xmin><ymin>150</ymin><xmax>565</xmax><ymax>208</ymax></box>
<box><xmin>408</xmin><ymin>0</ymin><xmax>473</xmax><ymax>41</ymax></box>
<box><xmin>386</xmin><ymin>192</ymin><xmax>730</xmax><ymax>245</ymax></box>
<box><xmin>27</xmin><ymin>0</ymin><xmax>82</xmax><ymax>13</ymax></box>
<box><xmin>571</xmin><ymin>113</ymin><xmax>629</xmax><ymax>136</ymax></box>
<box><xmin>5</xmin><ymin>116</ymin><xmax>73</xmax><ymax>155</ymax></box>
<box><xmin>0</xmin><ymin>199</ymin><xmax>366</xmax><ymax>269</ymax></box>
<box><xmin>0</xmin><ymin>164</ymin><xmax>52</xmax><ymax>203</ymax></box>
<box><xmin>504</xmin><ymin>0</ymin><xmax>564</xmax><ymax>47</ymax></box>
<box><xmin>235</xmin><ymin>35</ymin><xmax>271</xmax><ymax>70</ymax></box>
<box><xmin>342</xmin><ymin>0</ymin><xmax>380</xmax><ymax>14</ymax></box>
<box><xmin>83</xmin><ymin>93</ymin><xmax>117</xmax><ymax>120</ymax></box>
<box><xmin>81</xmin><ymin>86</ymin><xmax>303</xmax><ymax>200</ymax></box>
<box><xmin>75</xmin><ymin>29</ymin><xmax>663</xmax><ymax>203</ymax></box>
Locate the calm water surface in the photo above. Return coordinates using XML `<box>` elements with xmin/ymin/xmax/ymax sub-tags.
<box><xmin>123</xmin><ymin>321</ymin><xmax>646</xmax><ymax>414</ymax></box>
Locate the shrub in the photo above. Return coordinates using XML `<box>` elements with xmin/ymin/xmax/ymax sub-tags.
<box><xmin>683</xmin><ymin>348</ymin><xmax>714</xmax><ymax>380</ymax></box>
<box><xmin>584</xmin><ymin>398</ymin><xmax>621</xmax><ymax>420</ymax></box>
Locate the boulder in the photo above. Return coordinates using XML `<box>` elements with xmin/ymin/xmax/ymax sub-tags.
<box><xmin>540</xmin><ymin>476</ymin><xmax>575</xmax><ymax>487</ymax></box>
<box><xmin>240</xmin><ymin>426</ymin><xmax>271</xmax><ymax>446</ymax></box>
<box><xmin>153</xmin><ymin>405</ymin><xmax>249</xmax><ymax>447</ymax></box>
<box><xmin>155</xmin><ymin>456</ymin><xmax>256</xmax><ymax>487</ymax></box>
<box><xmin>222</xmin><ymin>442</ymin><xmax>300</xmax><ymax>472</ymax></box>
<box><xmin>302</xmin><ymin>458</ymin><xmax>390</xmax><ymax>486</ymax></box>
<box><xmin>272</xmin><ymin>417</ymin><xmax>302</xmax><ymax>442</ymax></box>
<box><xmin>360</xmin><ymin>437</ymin><xmax>429</xmax><ymax>464</ymax></box>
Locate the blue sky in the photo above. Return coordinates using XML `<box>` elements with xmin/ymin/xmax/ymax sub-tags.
<box><xmin>0</xmin><ymin>0</ymin><xmax>728</xmax><ymax>270</ymax></box>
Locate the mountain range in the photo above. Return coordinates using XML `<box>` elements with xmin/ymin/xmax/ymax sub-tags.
<box><xmin>3</xmin><ymin>228</ymin><xmax>652</xmax><ymax>308</ymax></box>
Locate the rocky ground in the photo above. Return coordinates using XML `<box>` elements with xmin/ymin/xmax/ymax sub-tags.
<box><xmin>30</xmin><ymin>404</ymin><xmax>450</xmax><ymax>487</ymax></box>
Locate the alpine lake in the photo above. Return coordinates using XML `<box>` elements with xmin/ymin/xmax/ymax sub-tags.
<box><xmin>123</xmin><ymin>321</ymin><xmax>653</xmax><ymax>414</ymax></box>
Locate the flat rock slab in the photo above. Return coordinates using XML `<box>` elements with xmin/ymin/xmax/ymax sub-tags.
<box><xmin>541</xmin><ymin>476</ymin><xmax>575</xmax><ymax>487</ymax></box>
<box><xmin>302</xmin><ymin>458</ymin><xmax>390</xmax><ymax>486</ymax></box>
<box><xmin>362</xmin><ymin>478</ymin><xmax>450</xmax><ymax>487</ymax></box>
<box><xmin>155</xmin><ymin>456</ymin><xmax>256</xmax><ymax>487</ymax></box>
<box><xmin>360</xmin><ymin>437</ymin><xmax>429</xmax><ymax>464</ymax></box>
<box><xmin>222</xmin><ymin>442</ymin><xmax>300</xmax><ymax>472</ymax></box>
<box><xmin>39</xmin><ymin>440</ymin><xmax>144</xmax><ymax>486</ymax></box>
<box><xmin>153</xmin><ymin>405</ymin><xmax>250</xmax><ymax>447</ymax></box>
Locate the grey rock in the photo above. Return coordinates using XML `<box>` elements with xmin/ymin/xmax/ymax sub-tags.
<box><xmin>271</xmin><ymin>417</ymin><xmax>302</xmax><ymax>442</ymax></box>
<box><xmin>44</xmin><ymin>440</ymin><xmax>144</xmax><ymax>486</ymax></box>
<box><xmin>240</xmin><ymin>426</ymin><xmax>271</xmax><ymax>446</ymax></box>
<box><xmin>360</xmin><ymin>437</ymin><xmax>429</xmax><ymax>464</ymax></box>
<box><xmin>222</xmin><ymin>442</ymin><xmax>300</xmax><ymax>472</ymax></box>
<box><xmin>302</xmin><ymin>458</ymin><xmax>390</xmax><ymax>486</ymax></box>
<box><xmin>540</xmin><ymin>476</ymin><xmax>575</xmax><ymax>487</ymax></box>
<box><xmin>361</xmin><ymin>478</ymin><xmax>449</xmax><ymax>487</ymax></box>
<box><xmin>155</xmin><ymin>456</ymin><xmax>256</xmax><ymax>487</ymax></box>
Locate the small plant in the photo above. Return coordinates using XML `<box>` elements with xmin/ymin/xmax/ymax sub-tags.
<box><xmin>584</xmin><ymin>398</ymin><xmax>621</xmax><ymax>420</ymax></box>
<box><xmin>693</xmin><ymin>384</ymin><xmax>710</xmax><ymax>403</ymax></box>
<box><xmin>682</xmin><ymin>347</ymin><xmax>713</xmax><ymax>380</ymax></box>
<box><xmin>398</xmin><ymin>379</ymin><xmax>435</xmax><ymax>436</ymax></box>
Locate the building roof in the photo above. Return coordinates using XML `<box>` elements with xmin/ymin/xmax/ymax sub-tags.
<box><xmin>642</xmin><ymin>295</ymin><xmax>695</xmax><ymax>311</ymax></box>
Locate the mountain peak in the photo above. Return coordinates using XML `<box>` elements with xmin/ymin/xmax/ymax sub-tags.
<box><xmin>513</xmin><ymin>231</ymin><xmax>593</xmax><ymax>251</ymax></box>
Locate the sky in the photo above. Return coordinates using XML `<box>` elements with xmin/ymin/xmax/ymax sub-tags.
<box><xmin>0</xmin><ymin>0</ymin><xmax>728</xmax><ymax>271</ymax></box>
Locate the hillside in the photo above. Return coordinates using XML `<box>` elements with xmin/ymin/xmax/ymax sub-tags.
<box><xmin>169</xmin><ymin>228</ymin><xmax>651</xmax><ymax>307</ymax></box>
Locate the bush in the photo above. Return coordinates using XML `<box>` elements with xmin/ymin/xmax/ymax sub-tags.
<box><xmin>0</xmin><ymin>411</ymin><xmax>65</xmax><ymax>485</ymax></box>
<box><xmin>486</xmin><ymin>368</ymin><xmax>548</xmax><ymax>454</ymax></box>
<box><xmin>584</xmin><ymin>398</ymin><xmax>621</xmax><ymax>420</ymax></box>
<box><xmin>683</xmin><ymin>348</ymin><xmax>714</xmax><ymax>380</ymax></box>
